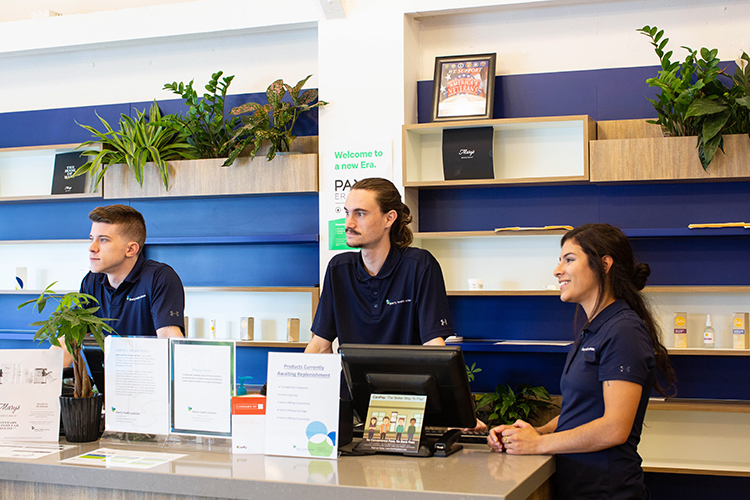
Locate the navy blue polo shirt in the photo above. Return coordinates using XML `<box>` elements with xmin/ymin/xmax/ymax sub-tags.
<box><xmin>312</xmin><ymin>246</ymin><xmax>453</xmax><ymax>345</ymax></box>
<box><xmin>554</xmin><ymin>300</ymin><xmax>656</xmax><ymax>500</ymax></box>
<box><xmin>80</xmin><ymin>253</ymin><xmax>185</xmax><ymax>337</ymax></box>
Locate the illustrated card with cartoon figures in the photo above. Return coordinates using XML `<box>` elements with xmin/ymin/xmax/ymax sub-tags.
<box><xmin>358</xmin><ymin>394</ymin><xmax>427</xmax><ymax>454</ymax></box>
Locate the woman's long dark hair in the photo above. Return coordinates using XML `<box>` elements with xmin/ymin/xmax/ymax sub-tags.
<box><xmin>351</xmin><ymin>178</ymin><xmax>413</xmax><ymax>248</ymax></box>
<box><xmin>562</xmin><ymin>223</ymin><xmax>676</xmax><ymax>396</ymax></box>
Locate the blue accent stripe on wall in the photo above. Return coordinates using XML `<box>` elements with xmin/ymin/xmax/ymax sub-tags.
<box><xmin>417</xmin><ymin>62</ymin><xmax>739</xmax><ymax>122</ymax></box>
<box><xmin>0</xmin><ymin>92</ymin><xmax>321</xmax><ymax>148</ymax></box>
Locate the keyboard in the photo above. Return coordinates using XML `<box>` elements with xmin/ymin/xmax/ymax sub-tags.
<box><xmin>423</xmin><ymin>426</ymin><xmax>489</xmax><ymax>444</ymax></box>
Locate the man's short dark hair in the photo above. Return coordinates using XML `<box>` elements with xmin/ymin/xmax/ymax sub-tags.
<box><xmin>89</xmin><ymin>205</ymin><xmax>147</xmax><ymax>254</ymax></box>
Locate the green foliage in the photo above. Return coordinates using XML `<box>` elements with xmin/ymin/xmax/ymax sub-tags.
<box><xmin>18</xmin><ymin>283</ymin><xmax>116</xmax><ymax>398</ymax></box>
<box><xmin>638</xmin><ymin>25</ymin><xmax>750</xmax><ymax>170</ymax></box>
<box><xmin>465</xmin><ymin>362</ymin><xmax>482</xmax><ymax>383</ymax></box>
<box><xmin>75</xmin><ymin>101</ymin><xmax>196</xmax><ymax>190</ymax></box>
<box><xmin>162</xmin><ymin>70</ymin><xmax>240</xmax><ymax>160</ymax></box>
<box><xmin>475</xmin><ymin>384</ymin><xmax>557</xmax><ymax>427</ymax></box>
<box><xmin>227</xmin><ymin>75</ymin><xmax>328</xmax><ymax>164</ymax></box>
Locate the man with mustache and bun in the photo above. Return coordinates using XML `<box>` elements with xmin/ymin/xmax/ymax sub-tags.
<box><xmin>305</xmin><ymin>178</ymin><xmax>453</xmax><ymax>352</ymax></box>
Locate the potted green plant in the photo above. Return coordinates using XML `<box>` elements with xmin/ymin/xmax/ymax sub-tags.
<box><xmin>638</xmin><ymin>25</ymin><xmax>750</xmax><ymax>170</ymax></box>
<box><xmin>475</xmin><ymin>384</ymin><xmax>558</xmax><ymax>427</ymax></box>
<box><xmin>226</xmin><ymin>74</ymin><xmax>328</xmax><ymax>164</ymax></box>
<box><xmin>74</xmin><ymin>101</ymin><xmax>197</xmax><ymax>191</ymax></box>
<box><xmin>19</xmin><ymin>283</ymin><xmax>116</xmax><ymax>442</ymax></box>
<box><xmin>161</xmin><ymin>70</ymin><xmax>240</xmax><ymax>162</ymax></box>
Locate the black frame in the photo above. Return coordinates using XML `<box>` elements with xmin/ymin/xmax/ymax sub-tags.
<box><xmin>431</xmin><ymin>53</ymin><xmax>496</xmax><ymax>122</ymax></box>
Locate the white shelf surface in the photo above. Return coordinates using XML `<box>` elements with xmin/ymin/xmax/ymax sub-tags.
<box><xmin>640</xmin><ymin>408</ymin><xmax>750</xmax><ymax>476</ymax></box>
<box><xmin>183</xmin><ymin>288</ymin><xmax>317</xmax><ymax>343</ymax></box>
<box><xmin>0</xmin><ymin>240</ymin><xmax>90</xmax><ymax>292</ymax></box>
<box><xmin>413</xmin><ymin>233</ymin><xmax>562</xmax><ymax>291</ymax></box>
<box><xmin>404</xmin><ymin>116</ymin><xmax>590</xmax><ymax>185</ymax></box>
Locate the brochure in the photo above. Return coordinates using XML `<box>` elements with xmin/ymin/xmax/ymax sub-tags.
<box><xmin>0</xmin><ymin>349</ymin><xmax>63</xmax><ymax>442</ymax></box>
<box><xmin>264</xmin><ymin>352</ymin><xmax>340</xmax><ymax>459</ymax></box>
<box><xmin>356</xmin><ymin>394</ymin><xmax>427</xmax><ymax>454</ymax></box>
<box><xmin>104</xmin><ymin>337</ymin><xmax>170</xmax><ymax>434</ymax></box>
<box><xmin>170</xmin><ymin>339</ymin><xmax>235</xmax><ymax>437</ymax></box>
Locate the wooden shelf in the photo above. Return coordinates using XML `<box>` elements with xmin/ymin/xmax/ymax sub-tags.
<box><xmin>104</xmin><ymin>154</ymin><xmax>319</xmax><ymax>199</ymax></box>
<box><xmin>0</xmin><ymin>142</ymin><xmax>101</xmax><ymax>203</ymax></box>
<box><xmin>0</xmin><ymin>192</ymin><xmax>102</xmax><ymax>204</ymax></box>
<box><xmin>647</xmin><ymin>398</ymin><xmax>750</xmax><ymax>413</ymax></box>
<box><xmin>403</xmin><ymin>115</ymin><xmax>594</xmax><ymax>187</ymax></box>
<box><xmin>447</xmin><ymin>289</ymin><xmax>559</xmax><ymax>296</ymax></box>
<box><xmin>235</xmin><ymin>340</ymin><xmax>308</xmax><ymax>348</ymax></box>
<box><xmin>667</xmin><ymin>348</ymin><xmax>750</xmax><ymax>356</ymax></box>
<box><xmin>183</xmin><ymin>286</ymin><xmax>318</xmax><ymax>294</ymax></box>
<box><xmin>0</xmin><ymin>143</ymin><xmax>83</xmax><ymax>154</ymax></box>
<box><xmin>147</xmin><ymin>234</ymin><xmax>319</xmax><ymax>245</ymax></box>
<box><xmin>591</xmin><ymin>119</ymin><xmax>750</xmax><ymax>183</ymax></box>
<box><xmin>623</xmin><ymin>227</ymin><xmax>750</xmax><ymax>238</ymax></box>
<box><xmin>0</xmin><ymin>239</ymin><xmax>88</xmax><ymax>245</ymax></box>
<box><xmin>404</xmin><ymin>176</ymin><xmax>590</xmax><ymax>189</ymax></box>
<box><xmin>644</xmin><ymin>286</ymin><xmax>750</xmax><ymax>293</ymax></box>
<box><xmin>643</xmin><ymin>463</ymin><xmax>750</xmax><ymax>477</ymax></box>
<box><xmin>414</xmin><ymin>229</ymin><xmax>570</xmax><ymax>239</ymax></box>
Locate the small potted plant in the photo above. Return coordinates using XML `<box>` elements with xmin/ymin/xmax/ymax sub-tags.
<box><xmin>475</xmin><ymin>384</ymin><xmax>558</xmax><ymax>427</ymax></box>
<box><xmin>19</xmin><ymin>283</ymin><xmax>115</xmax><ymax>442</ymax></box>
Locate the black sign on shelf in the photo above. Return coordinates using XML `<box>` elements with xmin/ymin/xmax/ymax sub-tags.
<box><xmin>51</xmin><ymin>152</ymin><xmax>88</xmax><ymax>195</ymax></box>
<box><xmin>442</xmin><ymin>127</ymin><xmax>495</xmax><ymax>181</ymax></box>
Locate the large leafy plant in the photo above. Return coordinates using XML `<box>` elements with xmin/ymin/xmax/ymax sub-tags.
<box><xmin>638</xmin><ymin>25</ymin><xmax>750</xmax><ymax>170</ymax></box>
<box><xmin>75</xmin><ymin>101</ymin><xmax>196</xmax><ymax>190</ymax></box>
<box><xmin>475</xmin><ymin>384</ymin><xmax>557</xmax><ymax>427</ymax></box>
<box><xmin>18</xmin><ymin>283</ymin><xmax>115</xmax><ymax>398</ymax></box>
<box><xmin>227</xmin><ymin>75</ymin><xmax>328</xmax><ymax>164</ymax></box>
<box><xmin>162</xmin><ymin>70</ymin><xmax>240</xmax><ymax>161</ymax></box>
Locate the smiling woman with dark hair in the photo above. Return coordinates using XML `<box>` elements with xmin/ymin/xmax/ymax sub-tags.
<box><xmin>488</xmin><ymin>223</ymin><xmax>676</xmax><ymax>500</ymax></box>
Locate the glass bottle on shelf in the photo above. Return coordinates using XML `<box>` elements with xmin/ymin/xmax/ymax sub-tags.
<box><xmin>703</xmin><ymin>314</ymin><xmax>715</xmax><ymax>348</ymax></box>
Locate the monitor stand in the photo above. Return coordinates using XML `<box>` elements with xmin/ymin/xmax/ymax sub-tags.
<box><xmin>348</xmin><ymin>428</ymin><xmax>463</xmax><ymax>458</ymax></box>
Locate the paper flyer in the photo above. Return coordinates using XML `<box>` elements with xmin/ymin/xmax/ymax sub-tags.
<box><xmin>104</xmin><ymin>337</ymin><xmax>170</xmax><ymax>434</ymax></box>
<box><xmin>264</xmin><ymin>352</ymin><xmax>341</xmax><ymax>459</ymax></box>
<box><xmin>0</xmin><ymin>442</ymin><xmax>75</xmax><ymax>459</ymax></box>
<box><xmin>357</xmin><ymin>394</ymin><xmax>427</xmax><ymax>454</ymax></box>
<box><xmin>0</xmin><ymin>349</ymin><xmax>63</xmax><ymax>442</ymax></box>
<box><xmin>170</xmin><ymin>339</ymin><xmax>235</xmax><ymax>437</ymax></box>
<box><xmin>60</xmin><ymin>447</ymin><xmax>186</xmax><ymax>469</ymax></box>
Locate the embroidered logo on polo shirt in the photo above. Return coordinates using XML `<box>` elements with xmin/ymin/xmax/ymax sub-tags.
<box><xmin>581</xmin><ymin>347</ymin><xmax>595</xmax><ymax>352</ymax></box>
<box><xmin>126</xmin><ymin>294</ymin><xmax>146</xmax><ymax>302</ymax></box>
<box><xmin>385</xmin><ymin>298</ymin><xmax>412</xmax><ymax>306</ymax></box>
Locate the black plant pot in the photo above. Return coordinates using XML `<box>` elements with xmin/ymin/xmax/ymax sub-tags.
<box><xmin>59</xmin><ymin>394</ymin><xmax>103</xmax><ymax>443</ymax></box>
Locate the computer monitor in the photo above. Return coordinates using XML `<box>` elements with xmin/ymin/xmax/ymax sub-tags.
<box><xmin>339</xmin><ymin>344</ymin><xmax>476</xmax><ymax>457</ymax></box>
<box><xmin>82</xmin><ymin>344</ymin><xmax>105</xmax><ymax>397</ymax></box>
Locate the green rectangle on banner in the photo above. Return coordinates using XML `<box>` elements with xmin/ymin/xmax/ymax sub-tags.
<box><xmin>329</xmin><ymin>218</ymin><xmax>354</xmax><ymax>250</ymax></box>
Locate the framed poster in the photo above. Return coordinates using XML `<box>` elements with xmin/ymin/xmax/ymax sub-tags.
<box><xmin>431</xmin><ymin>53</ymin><xmax>496</xmax><ymax>122</ymax></box>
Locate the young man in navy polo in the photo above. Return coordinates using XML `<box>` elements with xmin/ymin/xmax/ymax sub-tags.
<box><xmin>305</xmin><ymin>177</ymin><xmax>453</xmax><ymax>353</ymax></box>
<box><xmin>61</xmin><ymin>205</ymin><xmax>184</xmax><ymax>365</ymax></box>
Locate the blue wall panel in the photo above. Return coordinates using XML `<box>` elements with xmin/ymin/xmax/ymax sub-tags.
<box><xmin>130</xmin><ymin>194</ymin><xmax>319</xmax><ymax>238</ymax></box>
<box><xmin>0</xmin><ymin>91</ymin><xmax>320</xmax><ymax>148</ymax></box>
<box><xmin>0</xmin><ymin>199</ymin><xmax>105</xmax><ymax>240</ymax></box>
<box><xmin>464</xmin><ymin>351</ymin><xmax>566</xmax><ymax>394</ymax></box>
<box><xmin>145</xmin><ymin>242</ymin><xmax>319</xmax><ymax>287</ymax></box>
<box><xmin>418</xmin><ymin>184</ymin><xmax>600</xmax><ymax>232</ymax></box>
<box><xmin>449</xmin><ymin>295</ymin><xmax>578</xmax><ymax>341</ymax></box>
<box><xmin>417</xmin><ymin>62</ymin><xmax>737</xmax><ymax>122</ymax></box>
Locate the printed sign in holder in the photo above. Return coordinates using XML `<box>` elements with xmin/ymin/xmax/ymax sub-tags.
<box><xmin>99</xmin><ymin>337</ymin><xmax>170</xmax><ymax>449</ymax></box>
<box><xmin>164</xmin><ymin>339</ymin><xmax>236</xmax><ymax>452</ymax></box>
<box><xmin>354</xmin><ymin>394</ymin><xmax>427</xmax><ymax>455</ymax></box>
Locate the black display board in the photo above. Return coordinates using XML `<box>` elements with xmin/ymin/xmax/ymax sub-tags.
<box><xmin>441</xmin><ymin>127</ymin><xmax>494</xmax><ymax>180</ymax></box>
<box><xmin>51</xmin><ymin>152</ymin><xmax>87</xmax><ymax>195</ymax></box>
